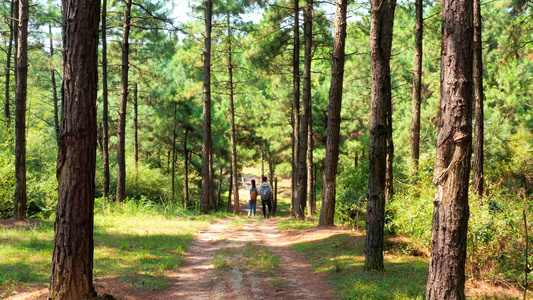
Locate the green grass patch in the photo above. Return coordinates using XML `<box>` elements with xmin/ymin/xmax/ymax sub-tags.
<box><xmin>292</xmin><ymin>233</ymin><xmax>428</xmax><ymax>299</ymax></box>
<box><xmin>243</xmin><ymin>242</ymin><xmax>280</xmax><ymax>273</ymax></box>
<box><xmin>277</xmin><ymin>218</ymin><xmax>317</xmax><ymax>232</ymax></box>
<box><xmin>213</xmin><ymin>248</ymin><xmax>237</xmax><ymax>270</ymax></box>
<box><xmin>0</xmin><ymin>202</ymin><xmax>213</xmax><ymax>297</ymax></box>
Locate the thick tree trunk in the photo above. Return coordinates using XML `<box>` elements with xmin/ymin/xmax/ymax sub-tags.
<box><xmin>410</xmin><ymin>0</ymin><xmax>423</xmax><ymax>171</ymax></box>
<box><xmin>116</xmin><ymin>0</ymin><xmax>132</xmax><ymax>202</ymax></box>
<box><xmin>228</xmin><ymin>13</ymin><xmax>240</xmax><ymax>215</ymax></box>
<box><xmin>183</xmin><ymin>128</ymin><xmax>189</xmax><ymax>208</ymax></box>
<box><xmin>318</xmin><ymin>0</ymin><xmax>347</xmax><ymax>226</ymax></box>
<box><xmin>49</xmin><ymin>0</ymin><xmax>99</xmax><ymax>297</ymax></box>
<box><xmin>101</xmin><ymin>0</ymin><xmax>110</xmax><ymax>207</ymax></box>
<box><xmin>291</xmin><ymin>0</ymin><xmax>301</xmax><ymax>218</ymax></box>
<box><xmin>295</xmin><ymin>0</ymin><xmax>313</xmax><ymax>219</ymax></box>
<box><xmin>201</xmin><ymin>0</ymin><xmax>213</xmax><ymax>214</ymax></box>
<box><xmin>4</xmin><ymin>0</ymin><xmax>15</xmax><ymax>127</ymax></box>
<box><xmin>425</xmin><ymin>0</ymin><xmax>473</xmax><ymax>296</ymax></box>
<box><xmin>14</xmin><ymin>0</ymin><xmax>29</xmax><ymax>221</ymax></box>
<box><xmin>365</xmin><ymin>0</ymin><xmax>396</xmax><ymax>271</ymax></box>
<box><xmin>49</xmin><ymin>24</ymin><xmax>60</xmax><ymax>146</ymax></box>
<box><xmin>472</xmin><ymin>0</ymin><xmax>484</xmax><ymax>197</ymax></box>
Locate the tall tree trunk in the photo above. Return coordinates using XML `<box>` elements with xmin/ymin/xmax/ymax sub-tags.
<box><xmin>227</xmin><ymin>12</ymin><xmax>240</xmax><ymax>215</ymax></box>
<box><xmin>291</xmin><ymin>0</ymin><xmax>301</xmax><ymax>218</ymax></box>
<box><xmin>472</xmin><ymin>0</ymin><xmax>484</xmax><ymax>197</ymax></box>
<box><xmin>410</xmin><ymin>0</ymin><xmax>423</xmax><ymax>171</ymax></box>
<box><xmin>217</xmin><ymin>166</ymin><xmax>223</xmax><ymax>208</ymax></box>
<box><xmin>365</xmin><ymin>0</ymin><xmax>396</xmax><ymax>271</ymax></box>
<box><xmin>183</xmin><ymin>128</ymin><xmax>189</xmax><ymax>208</ymax></box>
<box><xmin>201</xmin><ymin>0</ymin><xmax>213</xmax><ymax>214</ymax></box>
<box><xmin>295</xmin><ymin>0</ymin><xmax>314</xmax><ymax>219</ymax></box>
<box><xmin>49</xmin><ymin>0</ymin><xmax>99</xmax><ymax>296</ymax></box>
<box><xmin>426</xmin><ymin>0</ymin><xmax>473</xmax><ymax>296</ymax></box>
<box><xmin>49</xmin><ymin>23</ymin><xmax>60</xmax><ymax>146</ymax></box>
<box><xmin>172</xmin><ymin>104</ymin><xmax>177</xmax><ymax>202</ymax></box>
<box><xmin>133</xmin><ymin>82</ymin><xmax>138</xmax><ymax>182</ymax></box>
<box><xmin>116</xmin><ymin>0</ymin><xmax>132</xmax><ymax>202</ymax></box>
<box><xmin>269</xmin><ymin>155</ymin><xmax>277</xmax><ymax>216</ymax></box>
<box><xmin>307</xmin><ymin>107</ymin><xmax>315</xmax><ymax>216</ymax></box>
<box><xmin>4</xmin><ymin>0</ymin><xmax>15</xmax><ymax>127</ymax></box>
<box><xmin>227</xmin><ymin>170</ymin><xmax>233</xmax><ymax>213</ymax></box>
<box><xmin>318</xmin><ymin>0</ymin><xmax>347</xmax><ymax>226</ymax></box>
<box><xmin>14</xmin><ymin>0</ymin><xmax>29</xmax><ymax>221</ymax></box>
<box><xmin>101</xmin><ymin>0</ymin><xmax>110</xmax><ymax>207</ymax></box>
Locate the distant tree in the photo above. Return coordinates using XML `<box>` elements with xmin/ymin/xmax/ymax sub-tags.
<box><xmin>425</xmin><ymin>0</ymin><xmax>473</xmax><ymax>296</ymax></box>
<box><xmin>201</xmin><ymin>0</ymin><xmax>214</xmax><ymax>214</ymax></box>
<box><xmin>101</xmin><ymin>0</ymin><xmax>110</xmax><ymax>206</ymax></box>
<box><xmin>318</xmin><ymin>0</ymin><xmax>347</xmax><ymax>226</ymax></box>
<box><xmin>295</xmin><ymin>0</ymin><xmax>313</xmax><ymax>219</ymax></box>
<box><xmin>472</xmin><ymin>0</ymin><xmax>484</xmax><ymax>196</ymax></box>
<box><xmin>365</xmin><ymin>0</ymin><xmax>396</xmax><ymax>271</ymax></box>
<box><xmin>48</xmin><ymin>0</ymin><xmax>99</xmax><ymax>296</ymax></box>
<box><xmin>410</xmin><ymin>0</ymin><xmax>423</xmax><ymax>170</ymax></box>
<box><xmin>4</xmin><ymin>0</ymin><xmax>15</xmax><ymax>127</ymax></box>
<box><xmin>116</xmin><ymin>0</ymin><xmax>132</xmax><ymax>202</ymax></box>
<box><xmin>304</xmin><ymin>0</ymin><xmax>314</xmax><ymax>217</ymax></box>
<box><xmin>48</xmin><ymin>22</ymin><xmax>60</xmax><ymax>145</ymax></box>
<box><xmin>291</xmin><ymin>0</ymin><xmax>301</xmax><ymax>218</ymax></box>
<box><xmin>14</xmin><ymin>0</ymin><xmax>29</xmax><ymax>221</ymax></box>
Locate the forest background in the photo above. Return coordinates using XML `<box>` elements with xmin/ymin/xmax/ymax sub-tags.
<box><xmin>0</xmin><ymin>0</ymin><xmax>533</xmax><ymax>291</ymax></box>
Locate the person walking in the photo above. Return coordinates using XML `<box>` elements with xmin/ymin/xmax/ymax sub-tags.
<box><xmin>242</xmin><ymin>177</ymin><xmax>259</xmax><ymax>217</ymax></box>
<box><xmin>259</xmin><ymin>176</ymin><xmax>273</xmax><ymax>218</ymax></box>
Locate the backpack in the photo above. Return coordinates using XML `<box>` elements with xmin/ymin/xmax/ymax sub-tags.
<box><xmin>260</xmin><ymin>184</ymin><xmax>271</xmax><ymax>202</ymax></box>
<box><xmin>250</xmin><ymin>188</ymin><xmax>258</xmax><ymax>200</ymax></box>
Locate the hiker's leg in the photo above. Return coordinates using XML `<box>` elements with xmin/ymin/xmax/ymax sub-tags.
<box><xmin>248</xmin><ymin>200</ymin><xmax>252</xmax><ymax>216</ymax></box>
<box><xmin>262</xmin><ymin>201</ymin><xmax>267</xmax><ymax>218</ymax></box>
<box><xmin>252</xmin><ymin>201</ymin><xmax>256</xmax><ymax>216</ymax></box>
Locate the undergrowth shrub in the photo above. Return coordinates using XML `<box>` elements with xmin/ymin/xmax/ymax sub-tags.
<box><xmin>335</xmin><ymin>157</ymin><xmax>369</xmax><ymax>228</ymax></box>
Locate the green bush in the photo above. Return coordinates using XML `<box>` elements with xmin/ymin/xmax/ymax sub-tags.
<box><xmin>335</xmin><ymin>157</ymin><xmax>369</xmax><ymax>228</ymax></box>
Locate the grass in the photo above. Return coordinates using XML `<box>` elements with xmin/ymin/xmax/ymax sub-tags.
<box><xmin>283</xmin><ymin>221</ymin><xmax>428</xmax><ymax>300</ymax></box>
<box><xmin>243</xmin><ymin>242</ymin><xmax>280</xmax><ymax>273</ymax></box>
<box><xmin>0</xmin><ymin>202</ymin><xmax>213</xmax><ymax>298</ymax></box>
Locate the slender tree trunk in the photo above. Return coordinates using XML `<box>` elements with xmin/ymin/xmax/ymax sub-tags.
<box><xmin>472</xmin><ymin>0</ymin><xmax>484</xmax><ymax>197</ymax></box>
<box><xmin>291</xmin><ymin>0</ymin><xmax>301</xmax><ymax>217</ymax></box>
<box><xmin>227</xmin><ymin>12</ymin><xmax>240</xmax><ymax>215</ymax></box>
<box><xmin>261</xmin><ymin>145</ymin><xmax>264</xmax><ymax>177</ymax></box>
<box><xmin>201</xmin><ymin>0</ymin><xmax>214</xmax><ymax>214</ymax></box>
<box><xmin>14</xmin><ymin>0</ymin><xmax>29</xmax><ymax>221</ymax></box>
<box><xmin>116</xmin><ymin>0</ymin><xmax>132</xmax><ymax>202</ymax></box>
<box><xmin>269</xmin><ymin>157</ymin><xmax>277</xmax><ymax>216</ymax></box>
<box><xmin>410</xmin><ymin>0</ymin><xmax>423</xmax><ymax>171</ymax></box>
<box><xmin>4</xmin><ymin>0</ymin><xmax>15</xmax><ymax>127</ymax></box>
<box><xmin>172</xmin><ymin>104</ymin><xmax>177</xmax><ymax>202</ymax></box>
<box><xmin>101</xmin><ymin>0</ymin><xmax>110</xmax><ymax>207</ymax></box>
<box><xmin>295</xmin><ymin>0</ymin><xmax>313</xmax><ymax>219</ymax></box>
<box><xmin>318</xmin><ymin>0</ymin><xmax>347</xmax><ymax>226</ymax></box>
<box><xmin>426</xmin><ymin>0</ymin><xmax>473</xmax><ymax>296</ymax></box>
<box><xmin>49</xmin><ymin>23</ymin><xmax>60</xmax><ymax>146</ymax></box>
<box><xmin>183</xmin><ymin>128</ymin><xmax>189</xmax><ymax>208</ymax></box>
<box><xmin>307</xmin><ymin>112</ymin><xmax>315</xmax><ymax>216</ymax></box>
<box><xmin>217</xmin><ymin>167</ymin><xmax>223</xmax><ymax>208</ymax></box>
<box><xmin>365</xmin><ymin>0</ymin><xmax>396</xmax><ymax>271</ymax></box>
<box><xmin>133</xmin><ymin>82</ymin><xmax>139</xmax><ymax>182</ymax></box>
<box><xmin>49</xmin><ymin>0</ymin><xmax>99</xmax><ymax>296</ymax></box>
<box><xmin>227</xmin><ymin>170</ymin><xmax>233</xmax><ymax>213</ymax></box>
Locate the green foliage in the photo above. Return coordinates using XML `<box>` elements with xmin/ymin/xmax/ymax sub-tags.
<box><xmin>335</xmin><ymin>156</ymin><xmax>369</xmax><ymax>228</ymax></box>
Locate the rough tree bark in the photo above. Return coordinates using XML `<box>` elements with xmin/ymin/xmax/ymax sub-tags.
<box><xmin>14</xmin><ymin>0</ymin><xmax>29</xmax><ymax>221</ymax></box>
<box><xmin>116</xmin><ymin>0</ymin><xmax>132</xmax><ymax>202</ymax></box>
<box><xmin>291</xmin><ymin>0</ymin><xmax>301</xmax><ymax>218</ymax></box>
<box><xmin>48</xmin><ymin>0</ymin><xmax>100</xmax><ymax>297</ymax></box>
<box><xmin>295</xmin><ymin>0</ymin><xmax>313</xmax><ymax>219</ymax></box>
<box><xmin>365</xmin><ymin>0</ymin><xmax>396</xmax><ymax>271</ymax></box>
<box><xmin>201</xmin><ymin>0</ymin><xmax>214</xmax><ymax>214</ymax></box>
<box><xmin>410</xmin><ymin>0</ymin><xmax>423</xmax><ymax>171</ymax></box>
<box><xmin>183</xmin><ymin>128</ymin><xmax>189</xmax><ymax>208</ymax></box>
<box><xmin>425</xmin><ymin>0</ymin><xmax>473</xmax><ymax>296</ymax></box>
<box><xmin>472</xmin><ymin>0</ymin><xmax>484</xmax><ymax>197</ymax></box>
<box><xmin>101</xmin><ymin>0</ymin><xmax>110</xmax><ymax>206</ymax></box>
<box><xmin>318</xmin><ymin>0</ymin><xmax>347</xmax><ymax>226</ymax></box>
<box><xmin>133</xmin><ymin>82</ymin><xmax>138</xmax><ymax>181</ymax></box>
